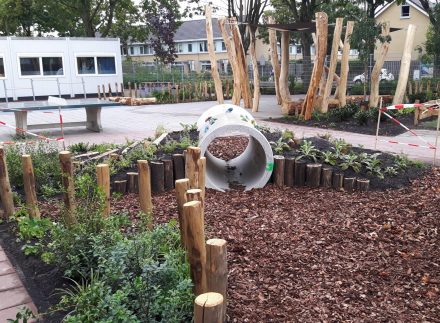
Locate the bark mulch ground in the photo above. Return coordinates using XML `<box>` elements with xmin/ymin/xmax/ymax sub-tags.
<box><xmin>110</xmin><ymin>168</ymin><xmax>440</xmax><ymax>322</ymax></box>
<box><xmin>208</xmin><ymin>135</ymin><xmax>249</xmax><ymax>161</ymax></box>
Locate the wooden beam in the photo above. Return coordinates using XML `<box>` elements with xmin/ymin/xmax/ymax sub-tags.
<box><xmin>370</xmin><ymin>23</ymin><xmax>390</xmax><ymax>108</ymax></box>
<box><xmin>339</xmin><ymin>21</ymin><xmax>354</xmax><ymax>107</ymax></box>
<box><xmin>393</xmin><ymin>24</ymin><xmax>417</xmax><ymax>104</ymax></box>
<box><xmin>268</xmin><ymin>16</ymin><xmax>282</xmax><ymax>105</ymax></box>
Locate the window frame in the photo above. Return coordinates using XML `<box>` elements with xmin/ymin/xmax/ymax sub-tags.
<box><xmin>0</xmin><ymin>54</ymin><xmax>6</xmax><ymax>79</ymax></box>
<box><xmin>17</xmin><ymin>53</ymin><xmax>65</xmax><ymax>78</ymax></box>
<box><xmin>188</xmin><ymin>43</ymin><xmax>193</xmax><ymax>53</ymax></box>
<box><xmin>401</xmin><ymin>4</ymin><xmax>410</xmax><ymax>18</ymax></box>
<box><xmin>74</xmin><ymin>53</ymin><xmax>117</xmax><ymax>77</ymax></box>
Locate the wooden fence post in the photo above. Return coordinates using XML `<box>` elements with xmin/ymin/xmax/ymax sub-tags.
<box><xmin>186</xmin><ymin>188</ymin><xmax>204</xmax><ymax>209</ymax></box>
<box><xmin>175</xmin><ymin>178</ymin><xmax>189</xmax><ymax>247</ymax></box>
<box><xmin>194</xmin><ymin>292</ymin><xmax>224</xmax><ymax>323</ymax></box>
<box><xmin>127</xmin><ymin>172</ymin><xmax>139</xmax><ymax>193</ymax></box>
<box><xmin>0</xmin><ymin>147</ymin><xmax>14</xmax><ymax>218</ymax></box>
<box><xmin>96</xmin><ymin>164</ymin><xmax>110</xmax><ymax>217</ymax></box>
<box><xmin>22</xmin><ymin>155</ymin><xmax>40</xmax><ymax>218</ymax></box>
<box><xmin>138</xmin><ymin>160</ymin><xmax>153</xmax><ymax>228</ymax></box>
<box><xmin>206</xmin><ymin>239</ymin><xmax>227</xmax><ymax>322</ymax></box>
<box><xmin>284</xmin><ymin>157</ymin><xmax>295</xmax><ymax>187</ymax></box>
<box><xmin>186</xmin><ymin>147</ymin><xmax>201</xmax><ymax>189</ymax></box>
<box><xmin>162</xmin><ymin>159</ymin><xmax>174</xmax><ymax>190</ymax></box>
<box><xmin>183</xmin><ymin>200</ymin><xmax>207</xmax><ymax>295</ymax></box>
<box><xmin>150</xmin><ymin>161</ymin><xmax>165</xmax><ymax>193</ymax></box>
<box><xmin>59</xmin><ymin>151</ymin><xmax>76</xmax><ymax>225</ymax></box>
<box><xmin>273</xmin><ymin>155</ymin><xmax>285</xmax><ymax>187</ymax></box>
<box><xmin>197</xmin><ymin>157</ymin><xmax>206</xmax><ymax>199</ymax></box>
<box><xmin>173</xmin><ymin>154</ymin><xmax>185</xmax><ymax>180</ymax></box>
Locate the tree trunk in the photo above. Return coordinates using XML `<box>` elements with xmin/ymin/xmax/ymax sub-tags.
<box><xmin>249</xmin><ymin>26</ymin><xmax>260</xmax><ymax>112</ymax></box>
<box><xmin>279</xmin><ymin>31</ymin><xmax>291</xmax><ymax>113</ymax></box>
<box><xmin>268</xmin><ymin>16</ymin><xmax>282</xmax><ymax>105</ymax></box>
<box><xmin>339</xmin><ymin>21</ymin><xmax>354</xmax><ymax>107</ymax></box>
<box><xmin>370</xmin><ymin>23</ymin><xmax>390</xmax><ymax>108</ymax></box>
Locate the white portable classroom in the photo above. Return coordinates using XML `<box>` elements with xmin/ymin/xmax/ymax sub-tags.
<box><xmin>0</xmin><ymin>37</ymin><xmax>123</xmax><ymax>100</ymax></box>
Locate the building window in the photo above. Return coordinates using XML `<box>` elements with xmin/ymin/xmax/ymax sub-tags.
<box><xmin>222</xmin><ymin>42</ymin><xmax>226</xmax><ymax>51</ymax></box>
<box><xmin>177</xmin><ymin>43</ymin><xmax>184</xmax><ymax>53</ymax></box>
<box><xmin>130</xmin><ymin>46</ymin><xmax>134</xmax><ymax>55</ymax></box>
<box><xmin>0</xmin><ymin>57</ymin><xmax>5</xmax><ymax>78</ymax></box>
<box><xmin>296</xmin><ymin>45</ymin><xmax>302</xmax><ymax>54</ymax></box>
<box><xmin>139</xmin><ymin>46</ymin><xmax>144</xmax><ymax>55</ymax></box>
<box><xmin>199</xmin><ymin>41</ymin><xmax>208</xmax><ymax>52</ymax></box>
<box><xmin>19</xmin><ymin>56</ymin><xmax>64</xmax><ymax>77</ymax></box>
<box><xmin>401</xmin><ymin>4</ymin><xmax>410</xmax><ymax>18</ymax></box>
<box><xmin>289</xmin><ymin>45</ymin><xmax>294</xmax><ymax>55</ymax></box>
<box><xmin>77</xmin><ymin>57</ymin><xmax>95</xmax><ymax>74</ymax></box>
<box><xmin>188</xmin><ymin>43</ymin><xmax>193</xmax><ymax>53</ymax></box>
<box><xmin>97</xmin><ymin>57</ymin><xmax>116</xmax><ymax>74</ymax></box>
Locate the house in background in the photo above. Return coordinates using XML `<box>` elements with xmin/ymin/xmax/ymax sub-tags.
<box><xmin>375</xmin><ymin>0</ymin><xmax>431</xmax><ymax>59</ymax></box>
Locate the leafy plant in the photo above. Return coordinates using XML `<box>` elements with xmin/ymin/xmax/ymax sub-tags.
<box><xmin>384</xmin><ymin>166</ymin><xmax>398</xmax><ymax>176</ymax></box>
<box><xmin>320</xmin><ymin>151</ymin><xmax>337</xmax><ymax>166</ymax></box>
<box><xmin>331</xmin><ymin>138</ymin><xmax>351</xmax><ymax>159</ymax></box>
<box><xmin>339</xmin><ymin>153</ymin><xmax>362</xmax><ymax>173</ymax></box>
<box><xmin>393</xmin><ymin>154</ymin><xmax>411</xmax><ymax>170</ymax></box>
<box><xmin>14</xmin><ymin>214</ymin><xmax>53</xmax><ymax>256</ymax></box>
<box><xmin>270</xmin><ymin>138</ymin><xmax>291</xmax><ymax>154</ymax></box>
<box><xmin>180</xmin><ymin>122</ymin><xmax>197</xmax><ymax>133</ymax></box>
<box><xmin>89</xmin><ymin>143</ymin><xmax>118</xmax><ymax>154</ymax></box>
<box><xmin>154</xmin><ymin>124</ymin><xmax>167</xmax><ymax>138</ymax></box>
<box><xmin>362</xmin><ymin>153</ymin><xmax>383</xmax><ymax>178</ymax></box>
<box><xmin>296</xmin><ymin>140</ymin><xmax>319</xmax><ymax>162</ymax></box>
<box><xmin>281</xmin><ymin>129</ymin><xmax>295</xmax><ymax>141</ymax></box>
<box><xmin>354</xmin><ymin>110</ymin><xmax>370</xmax><ymax>126</ymax></box>
<box><xmin>68</xmin><ymin>142</ymin><xmax>90</xmax><ymax>154</ymax></box>
<box><xmin>329</xmin><ymin>103</ymin><xmax>359</xmax><ymax>122</ymax></box>
<box><xmin>7</xmin><ymin>306</ymin><xmax>36</xmax><ymax>323</ymax></box>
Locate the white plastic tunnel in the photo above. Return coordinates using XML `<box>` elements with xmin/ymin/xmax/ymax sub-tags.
<box><xmin>197</xmin><ymin>104</ymin><xmax>274</xmax><ymax>191</ymax></box>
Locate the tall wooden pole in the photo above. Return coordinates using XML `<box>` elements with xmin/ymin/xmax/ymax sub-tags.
<box><xmin>96</xmin><ymin>164</ymin><xmax>110</xmax><ymax>217</ymax></box>
<box><xmin>175</xmin><ymin>178</ymin><xmax>189</xmax><ymax>247</ymax></box>
<box><xmin>183</xmin><ymin>200</ymin><xmax>208</xmax><ymax>296</ymax></box>
<box><xmin>393</xmin><ymin>24</ymin><xmax>417</xmax><ymax>104</ymax></box>
<box><xmin>321</xmin><ymin>17</ymin><xmax>343</xmax><ymax>113</ymax></box>
<box><xmin>138</xmin><ymin>160</ymin><xmax>153</xmax><ymax>228</ymax></box>
<box><xmin>194</xmin><ymin>292</ymin><xmax>224</xmax><ymax>323</ymax></box>
<box><xmin>22</xmin><ymin>155</ymin><xmax>40</xmax><ymax>218</ymax></box>
<box><xmin>59</xmin><ymin>151</ymin><xmax>76</xmax><ymax>225</ymax></box>
<box><xmin>279</xmin><ymin>31</ymin><xmax>291</xmax><ymax>113</ymax></box>
<box><xmin>205</xmin><ymin>5</ymin><xmax>224</xmax><ymax>104</ymax></box>
<box><xmin>185</xmin><ymin>146</ymin><xmax>201</xmax><ymax>189</ymax></box>
<box><xmin>0</xmin><ymin>147</ymin><xmax>14</xmax><ymax>218</ymax></box>
<box><xmin>268</xmin><ymin>16</ymin><xmax>281</xmax><ymax>105</ymax></box>
<box><xmin>206</xmin><ymin>239</ymin><xmax>228</xmax><ymax>322</ymax></box>
<box><xmin>370</xmin><ymin>23</ymin><xmax>390</xmax><ymax>108</ymax></box>
<box><xmin>339</xmin><ymin>21</ymin><xmax>354</xmax><ymax>107</ymax></box>
<box><xmin>197</xmin><ymin>157</ymin><xmax>206</xmax><ymax>200</ymax></box>
<box><xmin>249</xmin><ymin>25</ymin><xmax>261</xmax><ymax>112</ymax></box>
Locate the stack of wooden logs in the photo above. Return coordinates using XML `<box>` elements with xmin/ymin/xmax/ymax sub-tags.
<box><xmin>272</xmin><ymin>155</ymin><xmax>370</xmax><ymax>192</ymax></box>
<box><xmin>108</xmin><ymin>96</ymin><xmax>157</xmax><ymax>106</ymax></box>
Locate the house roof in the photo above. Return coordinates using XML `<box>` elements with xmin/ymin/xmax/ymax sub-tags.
<box><xmin>375</xmin><ymin>0</ymin><xmax>431</xmax><ymax>18</ymax></box>
<box><xmin>174</xmin><ymin>18</ymin><xmax>222</xmax><ymax>41</ymax></box>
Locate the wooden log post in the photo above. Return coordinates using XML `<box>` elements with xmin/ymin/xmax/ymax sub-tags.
<box><xmin>206</xmin><ymin>239</ymin><xmax>227</xmax><ymax>322</ymax></box>
<box><xmin>162</xmin><ymin>159</ymin><xmax>174</xmax><ymax>190</ymax></box>
<box><xmin>127</xmin><ymin>172</ymin><xmax>139</xmax><ymax>193</ymax></box>
<box><xmin>0</xmin><ymin>147</ymin><xmax>14</xmax><ymax>219</ymax></box>
<box><xmin>96</xmin><ymin>164</ymin><xmax>110</xmax><ymax>217</ymax></box>
<box><xmin>173</xmin><ymin>153</ymin><xmax>186</xmax><ymax>180</ymax></box>
<box><xmin>273</xmin><ymin>155</ymin><xmax>285</xmax><ymax>188</ymax></box>
<box><xmin>198</xmin><ymin>157</ymin><xmax>206</xmax><ymax>199</ymax></box>
<box><xmin>301</xmin><ymin>12</ymin><xmax>328</xmax><ymax>120</ymax></box>
<box><xmin>97</xmin><ymin>85</ymin><xmax>101</xmax><ymax>99</ymax></box>
<box><xmin>108</xmin><ymin>83</ymin><xmax>112</xmax><ymax>97</ymax></box>
<box><xmin>115</xmin><ymin>82</ymin><xmax>119</xmax><ymax>96</ymax></box>
<box><xmin>183</xmin><ymin>200</ymin><xmax>208</xmax><ymax>295</ymax></box>
<box><xmin>321</xmin><ymin>17</ymin><xmax>343</xmax><ymax>113</ymax></box>
<box><xmin>134</xmin><ymin>82</ymin><xmax>138</xmax><ymax>98</ymax></box>
<box><xmin>113</xmin><ymin>180</ymin><xmax>127</xmax><ymax>194</ymax></box>
<box><xmin>22</xmin><ymin>155</ymin><xmax>40</xmax><ymax>218</ymax></box>
<box><xmin>205</xmin><ymin>5</ymin><xmax>224</xmax><ymax>104</ymax></box>
<box><xmin>187</xmin><ymin>188</ymin><xmax>204</xmax><ymax>209</ymax></box>
<box><xmin>332</xmin><ymin>172</ymin><xmax>344</xmax><ymax>190</ymax></box>
<box><xmin>338</xmin><ymin>21</ymin><xmax>354</xmax><ymax>107</ymax></box>
<box><xmin>59</xmin><ymin>151</ymin><xmax>76</xmax><ymax>225</ymax></box>
<box><xmin>284</xmin><ymin>157</ymin><xmax>295</xmax><ymax>187</ymax></box>
<box><xmin>279</xmin><ymin>31</ymin><xmax>291</xmax><ymax>113</ymax></box>
<box><xmin>248</xmin><ymin>24</ymin><xmax>261</xmax><ymax>112</ymax></box>
<box><xmin>393</xmin><ymin>24</ymin><xmax>417</xmax><ymax>104</ymax></box>
<box><xmin>370</xmin><ymin>23</ymin><xmax>390</xmax><ymax>108</ymax></box>
<box><xmin>343</xmin><ymin>177</ymin><xmax>356</xmax><ymax>192</ymax></box>
<box><xmin>138</xmin><ymin>160</ymin><xmax>153</xmax><ymax>225</ymax></box>
<box><xmin>194</xmin><ymin>292</ymin><xmax>224</xmax><ymax>323</ymax></box>
<box><xmin>294</xmin><ymin>160</ymin><xmax>306</xmax><ymax>186</ymax></box>
<box><xmin>356</xmin><ymin>178</ymin><xmax>370</xmax><ymax>192</ymax></box>
<box><xmin>268</xmin><ymin>16</ymin><xmax>282</xmax><ymax>105</ymax></box>
<box><xmin>128</xmin><ymin>82</ymin><xmax>132</xmax><ymax>97</ymax></box>
<box><xmin>175</xmin><ymin>178</ymin><xmax>190</xmax><ymax>246</ymax></box>
<box><xmin>150</xmin><ymin>161</ymin><xmax>165</xmax><ymax>193</ymax></box>
<box><xmin>321</xmin><ymin>167</ymin><xmax>333</xmax><ymax>188</ymax></box>
<box><xmin>186</xmin><ymin>146</ymin><xmax>201</xmax><ymax>189</ymax></box>
<box><xmin>306</xmin><ymin>163</ymin><xmax>322</xmax><ymax>187</ymax></box>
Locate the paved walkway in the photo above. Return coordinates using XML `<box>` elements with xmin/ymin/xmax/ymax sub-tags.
<box><xmin>0</xmin><ymin>95</ymin><xmax>438</xmax><ymax>164</ymax></box>
<box><xmin>0</xmin><ymin>246</ymin><xmax>37</xmax><ymax>321</ymax></box>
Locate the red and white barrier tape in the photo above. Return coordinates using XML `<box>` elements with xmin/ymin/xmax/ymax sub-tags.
<box><xmin>382</xmin><ymin>103</ymin><xmax>440</xmax><ymax>111</ymax></box>
<box><xmin>379</xmin><ymin>139</ymin><xmax>436</xmax><ymax>150</ymax></box>
<box><xmin>0</xmin><ymin>119</ymin><xmax>64</xmax><ymax>143</ymax></box>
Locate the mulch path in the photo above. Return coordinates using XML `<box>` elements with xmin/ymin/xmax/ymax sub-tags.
<box><xmin>208</xmin><ymin>136</ymin><xmax>249</xmax><ymax>161</ymax></box>
<box><xmin>109</xmin><ymin>168</ymin><xmax>440</xmax><ymax>322</ymax></box>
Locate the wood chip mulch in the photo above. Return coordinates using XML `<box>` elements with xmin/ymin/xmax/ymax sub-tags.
<box><xmin>207</xmin><ymin>136</ymin><xmax>249</xmax><ymax>161</ymax></box>
<box><xmin>40</xmin><ymin>168</ymin><xmax>440</xmax><ymax>322</ymax></box>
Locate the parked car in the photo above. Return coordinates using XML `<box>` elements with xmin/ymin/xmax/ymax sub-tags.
<box><xmin>353</xmin><ymin>68</ymin><xmax>394</xmax><ymax>83</ymax></box>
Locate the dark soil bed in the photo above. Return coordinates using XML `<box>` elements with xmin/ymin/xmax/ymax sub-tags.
<box><xmin>267</xmin><ymin>113</ymin><xmax>437</xmax><ymax>136</ymax></box>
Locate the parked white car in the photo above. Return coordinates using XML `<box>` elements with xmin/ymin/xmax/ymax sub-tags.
<box><xmin>353</xmin><ymin>68</ymin><xmax>394</xmax><ymax>83</ymax></box>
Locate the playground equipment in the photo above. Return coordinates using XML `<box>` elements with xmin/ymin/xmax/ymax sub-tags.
<box><xmin>197</xmin><ymin>104</ymin><xmax>274</xmax><ymax>191</ymax></box>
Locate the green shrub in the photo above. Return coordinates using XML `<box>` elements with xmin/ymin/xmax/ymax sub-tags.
<box><xmin>329</xmin><ymin>103</ymin><xmax>359</xmax><ymax>122</ymax></box>
<box><xmin>353</xmin><ymin>110</ymin><xmax>370</xmax><ymax>125</ymax></box>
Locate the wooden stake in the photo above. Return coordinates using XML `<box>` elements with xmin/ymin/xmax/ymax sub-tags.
<box><xmin>332</xmin><ymin>172</ymin><xmax>344</xmax><ymax>190</ymax></box>
<box><xmin>113</xmin><ymin>180</ymin><xmax>127</xmax><ymax>194</ymax></box>
<box><xmin>206</xmin><ymin>238</ymin><xmax>228</xmax><ymax>322</ymax></box>
<box><xmin>306</xmin><ymin>163</ymin><xmax>322</xmax><ymax>187</ymax></box>
<box><xmin>127</xmin><ymin>172</ymin><xmax>139</xmax><ymax>193</ymax></box>
<box><xmin>150</xmin><ymin>161</ymin><xmax>165</xmax><ymax>193</ymax></box>
<box><xmin>102</xmin><ymin>84</ymin><xmax>106</xmax><ymax>99</ymax></box>
<box><xmin>97</xmin><ymin>85</ymin><xmax>101</xmax><ymax>99</ymax></box>
<box><xmin>273</xmin><ymin>155</ymin><xmax>285</xmax><ymax>187</ymax></box>
<box><xmin>115</xmin><ymin>82</ymin><xmax>119</xmax><ymax>96</ymax></box>
<box><xmin>356</xmin><ymin>178</ymin><xmax>370</xmax><ymax>192</ymax></box>
<box><xmin>279</xmin><ymin>31</ymin><xmax>291</xmax><ymax>113</ymax></box>
<box><xmin>138</xmin><ymin>160</ymin><xmax>153</xmax><ymax>221</ymax></box>
<box><xmin>183</xmin><ymin>200</ymin><xmax>208</xmax><ymax>295</ymax></box>
<box><xmin>172</xmin><ymin>153</ymin><xmax>186</xmax><ymax>180</ymax></box>
<box><xmin>284</xmin><ymin>157</ymin><xmax>295</xmax><ymax>187</ymax></box>
<box><xmin>339</xmin><ymin>21</ymin><xmax>354</xmax><ymax>107</ymax></box>
<box><xmin>197</xmin><ymin>157</ymin><xmax>206</xmax><ymax>199</ymax></box>
<box><xmin>321</xmin><ymin>167</ymin><xmax>333</xmax><ymax>188</ymax></box>
<box><xmin>0</xmin><ymin>147</ymin><xmax>14</xmax><ymax>219</ymax></box>
<box><xmin>21</xmin><ymin>155</ymin><xmax>39</xmax><ymax>218</ymax></box>
<box><xmin>205</xmin><ymin>5</ymin><xmax>224</xmax><ymax>104</ymax></box>
<box><xmin>186</xmin><ymin>146</ymin><xmax>201</xmax><ymax>189</ymax></box>
<box><xmin>187</xmin><ymin>188</ymin><xmax>204</xmax><ymax>209</ymax></box>
<box><xmin>194</xmin><ymin>292</ymin><xmax>224</xmax><ymax>323</ymax></box>
<box><xmin>294</xmin><ymin>160</ymin><xmax>306</xmax><ymax>186</ymax></box>
<box><xmin>268</xmin><ymin>16</ymin><xmax>282</xmax><ymax>105</ymax></box>
<box><xmin>96</xmin><ymin>164</ymin><xmax>110</xmax><ymax>217</ymax></box>
<box><xmin>248</xmin><ymin>24</ymin><xmax>261</xmax><ymax>112</ymax></box>
<box><xmin>343</xmin><ymin>177</ymin><xmax>356</xmax><ymax>192</ymax></box>
<box><xmin>128</xmin><ymin>82</ymin><xmax>132</xmax><ymax>97</ymax></box>
<box><xmin>370</xmin><ymin>23</ymin><xmax>390</xmax><ymax>108</ymax></box>
<box><xmin>59</xmin><ymin>151</ymin><xmax>76</xmax><ymax>225</ymax></box>
<box><xmin>108</xmin><ymin>83</ymin><xmax>112</xmax><ymax>97</ymax></box>
<box><xmin>393</xmin><ymin>24</ymin><xmax>417</xmax><ymax>104</ymax></box>
<box><xmin>162</xmin><ymin>159</ymin><xmax>174</xmax><ymax>190</ymax></box>
<box><xmin>175</xmin><ymin>178</ymin><xmax>189</xmax><ymax>246</ymax></box>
